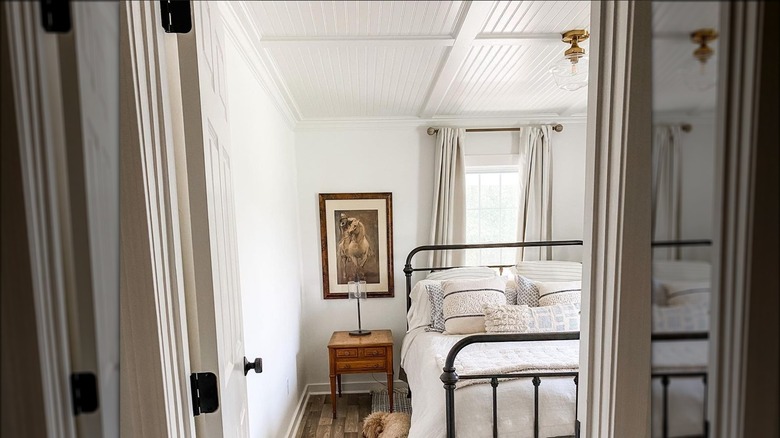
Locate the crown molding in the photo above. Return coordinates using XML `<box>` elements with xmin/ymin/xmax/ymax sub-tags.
<box><xmin>295</xmin><ymin>114</ymin><xmax>588</xmax><ymax>132</ymax></box>
<box><xmin>220</xmin><ymin>2</ymin><xmax>300</xmax><ymax>129</ymax></box>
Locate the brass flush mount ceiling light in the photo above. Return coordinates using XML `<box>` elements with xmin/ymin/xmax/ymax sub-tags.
<box><xmin>682</xmin><ymin>28</ymin><xmax>719</xmax><ymax>91</ymax></box>
<box><xmin>549</xmin><ymin>29</ymin><xmax>590</xmax><ymax>91</ymax></box>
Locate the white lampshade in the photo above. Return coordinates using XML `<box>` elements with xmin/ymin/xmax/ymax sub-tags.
<box><xmin>549</xmin><ymin>55</ymin><xmax>589</xmax><ymax>91</ymax></box>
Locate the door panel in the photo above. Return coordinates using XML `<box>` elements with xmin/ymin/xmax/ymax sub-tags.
<box><xmin>179</xmin><ymin>3</ymin><xmax>248</xmax><ymax>436</ymax></box>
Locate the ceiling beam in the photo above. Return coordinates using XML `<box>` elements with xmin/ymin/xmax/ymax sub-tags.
<box><xmin>257</xmin><ymin>36</ymin><xmax>456</xmax><ymax>48</ymax></box>
<box><xmin>418</xmin><ymin>1</ymin><xmax>496</xmax><ymax>118</ymax></box>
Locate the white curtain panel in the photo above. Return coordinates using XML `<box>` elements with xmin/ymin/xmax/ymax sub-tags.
<box><xmin>652</xmin><ymin>126</ymin><xmax>682</xmax><ymax>260</ymax></box>
<box><xmin>429</xmin><ymin>127</ymin><xmax>466</xmax><ymax>267</ymax></box>
<box><xmin>516</xmin><ymin>126</ymin><xmax>553</xmax><ymax>261</ymax></box>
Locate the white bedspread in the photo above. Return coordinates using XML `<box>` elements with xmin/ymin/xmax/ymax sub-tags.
<box><xmin>401</xmin><ymin>328</ymin><xmax>708</xmax><ymax>438</ymax></box>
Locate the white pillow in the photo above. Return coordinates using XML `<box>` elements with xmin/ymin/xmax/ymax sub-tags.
<box><xmin>652</xmin><ymin>303</ymin><xmax>709</xmax><ymax>332</ymax></box>
<box><xmin>512</xmin><ymin>261</ymin><xmax>582</xmax><ymax>282</ymax></box>
<box><xmin>484</xmin><ymin>303</ymin><xmax>581</xmax><ymax>333</ymax></box>
<box><xmin>652</xmin><ymin>260</ymin><xmax>711</xmax><ymax>282</ymax></box>
<box><xmin>663</xmin><ymin>280</ymin><xmax>710</xmax><ymax>307</ymax></box>
<box><xmin>537</xmin><ymin>280</ymin><xmax>582</xmax><ymax>306</ymax></box>
<box><xmin>426</xmin><ymin>266</ymin><xmax>498</xmax><ymax>281</ymax></box>
<box><xmin>406</xmin><ymin>280</ymin><xmax>438</xmax><ymax>331</ymax></box>
<box><xmin>442</xmin><ymin>277</ymin><xmax>506</xmax><ymax>335</ymax></box>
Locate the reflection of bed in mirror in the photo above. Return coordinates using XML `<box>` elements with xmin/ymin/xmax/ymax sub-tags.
<box><xmin>399</xmin><ymin>240</ymin><xmax>711</xmax><ymax>438</ymax></box>
<box><xmin>651</xmin><ymin>240</ymin><xmax>712</xmax><ymax>438</ymax></box>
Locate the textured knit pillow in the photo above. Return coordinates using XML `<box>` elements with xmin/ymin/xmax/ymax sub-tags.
<box><xmin>425</xmin><ymin>283</ymin><xmax>445</xmax><ymax>332</ymax></box>
<box><xmin>537</xmin><ymin>280</ymin><xmax>582</xmax><ymax>306</ymax></box>
<box><xmin>442</xmin><ymin>277</ymin><xmax>506</xmax><ymax>335</ymax></box>
<box><xmin>484</xmin><ymin>303</ymin><xmax>580</xmax><ymax>333</ymax></box>
<box><xmin>515</xmin><ymin>275</ymin><xmax>540</xmax><ymax>307</ymax></box>
<box><xmin>505</xmin><ymin>278</ymin><xmax>519</xmax><ymax>305</ymax></box>
<box><xmin>663</xmin><ymin>280</ymin><xmax>710</xmax><ymax>307</ymax></box>
<box><xmin>652</xmin><ymin>303</ymin><xmax>709</xmax><ymax>333</ymax></box>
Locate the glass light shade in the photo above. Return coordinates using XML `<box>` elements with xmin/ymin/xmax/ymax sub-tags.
<box><xmin>347</xmin><ymin>280</ymin><xmax>367</xmax><ymax>300</ymax></box>
<box><xmin>680</xmin><ymin>57</ymin><xmax>717</xmax><ymax>91</ymax></box>
<box><xmin>549</xmin><ymin>55</ymin><xmax>589</xmax><ymax>91</ymax></box>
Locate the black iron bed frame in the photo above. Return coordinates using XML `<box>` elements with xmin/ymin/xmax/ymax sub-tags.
<box><xmin>402</xmin><ymin>239</ymin><xmax>712</xmax><ymax>438</ymax></box>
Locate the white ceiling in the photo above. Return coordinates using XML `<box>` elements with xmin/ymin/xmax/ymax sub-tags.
<box><xmin>228</xmin><ymin>1</ymin><xmax>719</xmax><ymax>126</ymax></box>
<box><xmin>652</xmin><ymin>2</ymin><xmax>720</xmax><ymax>115</ymax></box>
<box><xmin>236</xmin><ymin>1</ymin><xmax>591</xmax><ymax>124</ymax></box>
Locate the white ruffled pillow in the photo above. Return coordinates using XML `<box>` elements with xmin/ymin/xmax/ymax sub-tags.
<box><xmin>484</xmin><ymin>303</ymin><xmax>581</xmax><ymax>333</ymax></box>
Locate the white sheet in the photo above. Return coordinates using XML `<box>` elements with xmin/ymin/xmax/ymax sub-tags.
<box><xmin>401</xmin><ymin>329</ymin><xmax>707</xmax><ymax>438</ymax></box>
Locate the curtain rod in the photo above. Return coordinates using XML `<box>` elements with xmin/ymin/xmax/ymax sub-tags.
<box><xmin>426</xmin><ymin>124</ymin><xmax>564</xmax><ymax>136</ymax></box>
<box><xmin>655</xmin><ymin>122</ymin><xmax>692</xmax><ymax>132</ymax></box>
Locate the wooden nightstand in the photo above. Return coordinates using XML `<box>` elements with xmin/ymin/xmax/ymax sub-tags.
<box><xmin>327</xmin><ymin>330</ymin><xmax>393</xmax><ymax>419</ymax></box>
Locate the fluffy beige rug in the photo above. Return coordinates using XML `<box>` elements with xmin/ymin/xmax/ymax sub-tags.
<box><xmin>361</xmin><ymin>411</ymin><xmax>411</xmax><ymax>438</ymax></box>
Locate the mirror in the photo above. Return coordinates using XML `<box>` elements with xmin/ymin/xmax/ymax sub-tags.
<box><xmin>650</xmin><ymin>2</ymin><xmax>719</xmax><ymax>437</ymax></box>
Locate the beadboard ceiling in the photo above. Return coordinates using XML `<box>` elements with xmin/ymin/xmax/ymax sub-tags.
<box><xmin>228</xmin><ymin>1</ymin><xmax>719</xmax><ymax>127</ymax></box>
<box><xmin>652</xmin><ymin>1</ymin><xmax>720</xmax><ymax>116</ymax></box>
<box><xmin>234</xmin><ymin>1</ymin><xmax>591</xmax><ymax>125</ymax></box>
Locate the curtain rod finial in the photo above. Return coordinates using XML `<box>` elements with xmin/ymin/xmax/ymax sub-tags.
<box><xmin>681</xmin><ymin>123</ymin><xmax>692</xmax><ymax>133</ymax></box>
<box><xmin>427</xmin><ymin>127</ymin><xmax>437</xmax><ymax>135</ymax></box>
<box><xmin>553</xmin><ymin>124</ymin><xmax>564</xmax><ymax>132</ymax></box>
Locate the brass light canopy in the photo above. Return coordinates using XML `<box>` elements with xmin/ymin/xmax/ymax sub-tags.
<box><xmin>562</xmin><ymin>29</ymin><xmax>590</xmax><ymax>64</ymax></box>
<box><xmin>690</xmin><ymin>28</ymin><xmax>718</xmax><ymax>64</ymax></box>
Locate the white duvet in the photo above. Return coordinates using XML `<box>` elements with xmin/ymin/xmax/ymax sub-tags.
<box><xmin>401</xmin><ymin>328</ymin><xmax>707</xmax><ymax>438</ymax></box>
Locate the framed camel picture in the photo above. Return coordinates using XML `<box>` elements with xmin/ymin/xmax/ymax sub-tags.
<box><xmin>319</xmin><ymin>192</ymin><xmax>394</xmax><ymax>299</ymax></box>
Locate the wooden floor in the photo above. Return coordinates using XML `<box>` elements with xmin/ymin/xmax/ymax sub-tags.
<box><xmin>294</xmin><ymin>392</ymin><xmax>372</xmax><ymax>438</ymax></box>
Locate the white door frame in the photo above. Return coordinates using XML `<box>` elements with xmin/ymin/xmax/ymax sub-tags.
<box><xmin>3</xmin><ymin>3</ymin><xmax>76</xmax><ymax>437</ymax></box>
<box><xmin>119</xmin><ymin>1</ymin><xmax>195</xmax><ymax>436</ymax></box>
<box><xmin>710</xmin><ymin>2</ymin><xmax>779</xmax><ymax>436</ymax></box>
<box><xmin>579</xmin><ymin>1</ymin><xmax>653</xmax><ymax>437</ymax></box>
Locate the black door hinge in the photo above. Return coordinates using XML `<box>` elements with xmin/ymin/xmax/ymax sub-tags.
<box><xmin>40</xmin><ymin>0</ymin><xmax>71</xmax><ymax>33</ymax></box>
<box><xmin>190</xmin><ymin>372</ymin><xmax>219</xmax><ymax>416</ymax></box>
<box><xmin>71</xmin><ymin>372</ymin><xmax>98</xmax><ymax>415</ymax></box>
<box><xmin>160</xmin><ymin>0</ymin><xmax>192</xmax><ymax>34</ymax></box>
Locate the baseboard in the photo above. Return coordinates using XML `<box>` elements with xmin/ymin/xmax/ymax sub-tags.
<box><xmin>284</xmin><ymin>386</ymin><xmax>311</xmax><ymax>438</ymax></box>
<box><xmin>307</xmin><ymin>380</ymin><xmax>408</xmax><ymax>395</ymax></box>
<box><xmin>284</xmin><ymin>380</ymin><xmax>409</xmax><ymax>437</ymax></box>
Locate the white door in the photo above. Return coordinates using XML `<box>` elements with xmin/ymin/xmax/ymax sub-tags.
<box><xmin>176</xmin><ymin>2</ymin><xmax>249</xmax><ymax>436</ymax></box>
<box><xmin>3</xmin><ymin>2</ymin><xmax>120</xmax><ymax>437</ymax></box>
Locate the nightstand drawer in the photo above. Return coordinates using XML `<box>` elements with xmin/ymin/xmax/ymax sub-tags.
<box><xmin>361</xmin><ymin>347</ymin><xmax>386</xmax><ymax>357</ymax></box>
<box><xmin>335</xmin><ymin>358</ymin><xmax>386</xmax><ymax>372</ymax></box>
<box><xmin>335</xmin><ymin>348</ymin><xmax>358</xmax><ymax>358</ymax></box>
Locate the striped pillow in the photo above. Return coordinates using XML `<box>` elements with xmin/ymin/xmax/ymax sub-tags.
<box><xmin>663</xmin><ymin>281</ymin><xmax>710</xmax><ymax>307</ymax></box>
<box><xmin>426</xmin><ymin>266</ymin><xmax>498</xmax><ymax>281</ymax></box>
<box><xmin>442</xmin><ymin>277</ymin><xmax>507</xmax><ymax>335</ymax></box>
<box><xmin>537</xmin><ymin>280</ymin><xmax>582</xmax><ymax>306</ymax></box>
<box><xmin>513</xmin><ymin>261</ymin><xmax>582</xmax><ymax>282</ymax></box>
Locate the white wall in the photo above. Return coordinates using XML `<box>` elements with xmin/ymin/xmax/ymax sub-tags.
<box><xmin>225</xmin><ymin>39</ymin><xmax>304</xmax><ymax>437</ymax></box>
<box><xmin>295</xmin><ymin>127</ymin><xmax>434</xmax><ymax>389</ymax></box>
<box><xmin>294</xmin><ymin>123</ymin><xmax>587</xmax><ymax>389</ymax></box>
<box><xmin>679</xmin><ymin>120</ymin><xmax>715</xmax><ymax>260</ymax></box>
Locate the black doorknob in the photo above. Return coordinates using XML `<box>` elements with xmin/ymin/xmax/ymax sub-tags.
<box><xmin>243</xmin><ymin>357</ymin><xmax>262</xmax><ymax>376</ymax></box>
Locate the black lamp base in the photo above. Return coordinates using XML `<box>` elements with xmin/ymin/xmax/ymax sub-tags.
<box><xmin>348</xmin><ymin>329</ymin><xmax>371</xmax><ymax>336</ymax></box>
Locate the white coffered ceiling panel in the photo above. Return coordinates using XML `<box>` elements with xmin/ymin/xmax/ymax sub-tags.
<box><xmin>266</xmin><ymin>45</ymin><xmax>447</xmax><ymax>118</ymax></box>
<box><xmin>250</xmin><ymin>1</ymin><xmax>466</xmax><ymax>38</ymax></box>
<box><xmin>438</xmin><ymin>42</ymin><xmax>588</xmax><ymax>116</ymax></box>
<box><xmin>480</xmin><ymin>1</ymin><xmax>590</xmax><ymax>35</ymax></box>
<box><xmin>234</xmin><ymin>1</ymin><xmax>595</xmax><ymax>124</ymax></box>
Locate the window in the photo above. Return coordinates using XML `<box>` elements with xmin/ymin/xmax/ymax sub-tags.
<box><xmin>465</xmin><ymin>169</ymin><xmax>519</xmax><ymax>266</ymax></box>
